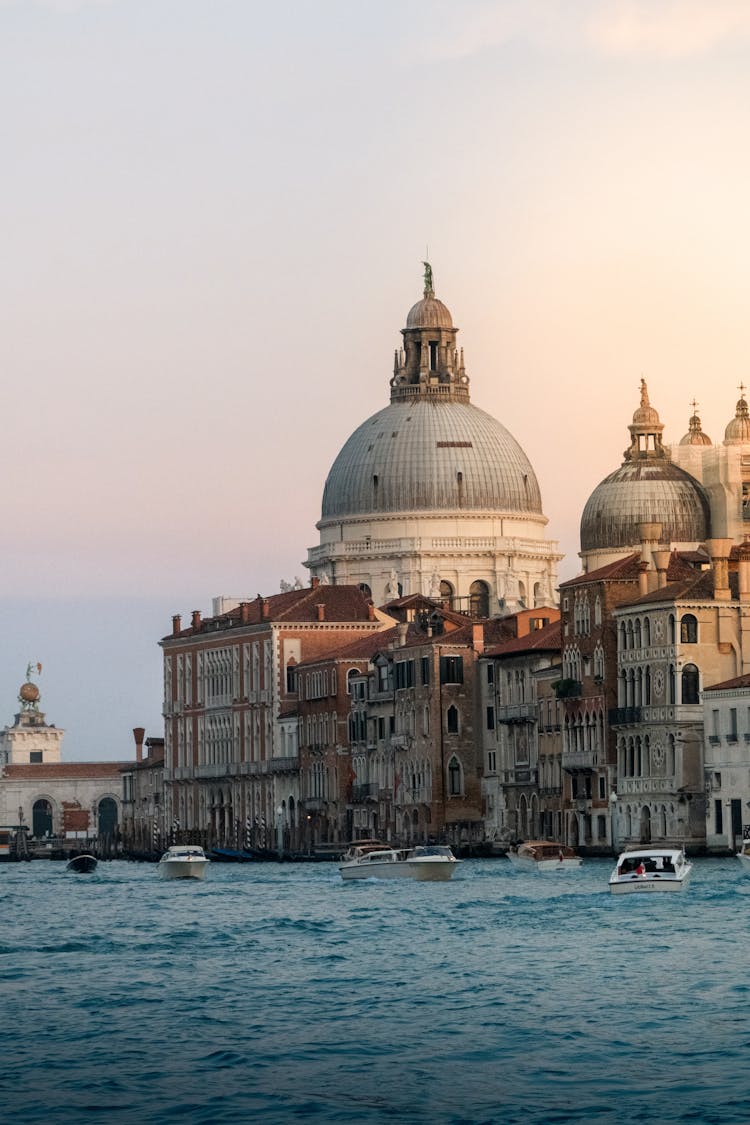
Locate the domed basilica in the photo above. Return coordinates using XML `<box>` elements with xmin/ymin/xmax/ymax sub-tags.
<box><xmin>305</xmin><ymin>266</ymin><xmax>561</xmax><ymax>613</ymax></box>
<box><xmin>580</xmin><ymin>379</ymin><xmax>750</xmax><ymax>571</ymax></box>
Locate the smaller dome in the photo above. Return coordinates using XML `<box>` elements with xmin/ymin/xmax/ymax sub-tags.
<box><xmin>725</xmin><ymin>396</ymin><xmax>750</xmax><ymax>444</ymax></box>
<box><xmin>680</xmin><ymin>413</ymin><xmax>712</xmax><ymax>446</ymax></box>
<box><xmin>406</xmin><ymin>294</ymin><xmax>453</xmax><ymax>330</ymax></box>
<box><xmin>19</xmin><ymin>682</ymin><xmax>39</xmax><ymax>703</ymax></box>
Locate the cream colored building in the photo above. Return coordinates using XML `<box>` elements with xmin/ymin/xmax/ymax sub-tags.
<box><xmin>306</xmin><ymin>266</ymin><xmax>562</xmax><ymax>614</ymax></box>
<box><xmin>0</xmin><ymin>671</ymin><xmax>126</xmax><ymax>840</ymax></box>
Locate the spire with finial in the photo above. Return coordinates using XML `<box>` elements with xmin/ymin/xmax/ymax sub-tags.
<box><xmin>680</xmin><ymin>398</ymin><xmax>712</xmax><ymax>446</ymax></box>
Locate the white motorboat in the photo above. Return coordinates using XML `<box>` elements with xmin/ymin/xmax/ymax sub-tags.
<box><xmin>158</xmin><ymin>844</ymin><xmax>210</xmax><ymax>881</ymax></box>
<box><xmin>338</xmin><ymin>842</ymin><xmax>460</xmax><ymax>882</ymax></box>
<box><xmin>609</xmin><ymin>847</ymin><xmax>692</xmax><ymax>894</ymax></box>
<box><xmin>736</xmin><ymin>840</ymin><xmax>750</xmax><ymax>869</ymax></box>
<box><xmin>507</xmin><ymin>841</ymin><xmax>582</xmax><ymax>872</ymax></box>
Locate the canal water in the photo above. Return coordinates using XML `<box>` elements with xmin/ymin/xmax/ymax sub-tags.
<box><xmin>2</xmin><ymin>856</ymin><xmax>749</xmax><ymax>1124</ymax></box>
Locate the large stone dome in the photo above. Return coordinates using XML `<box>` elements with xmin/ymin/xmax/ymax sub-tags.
<box><xmin>580</xmin><ymin>459</ymin><xmax>710</xmax><ymax>552</ymax></box>
<box><xmin>321</xmin><ymin>398</ymin><xmax>543</xmax><ymax>520</ymax></box>
<box><xmin>307</xmin><ymin>266</ymin><xmax>561</xmax><ymax>612</ymax></box>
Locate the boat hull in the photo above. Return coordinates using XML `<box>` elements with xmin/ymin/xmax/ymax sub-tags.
<box><xmin>66</xmin><ymin>854</ymin><xmax>98</xmax><ymax>873</ymax></box>
<box><xmin>508</xmin><ymin>855</ymin><xmax>582</xmax><ymax>872</ymax></box>
<box><xmin>609</xmin><ymin>874</ymin><xmax>690</xmax><ymax>894</ymax></box>
<box><xmin>158</xmin><ymin>860</ymin><xmax>209</xmax><ymax>880</ymax></box>
<box><xmin>339</xmin><ymin>859</ymin><xmax>456</xmax><ymax>882</ymax></box>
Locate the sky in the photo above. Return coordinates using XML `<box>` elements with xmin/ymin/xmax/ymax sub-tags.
<box><xmin>2</xmin><ymin>0</ymin><xmax>750</xmax><ymax>758</ymax></box>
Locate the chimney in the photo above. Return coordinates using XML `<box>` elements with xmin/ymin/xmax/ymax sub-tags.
<box><xmin>240</xmin><ymin>602</ymin><xmax>250</xmax><ymax>624</ymax></box>
<box><xmin>191</xmin><ymin>609</ymin><xmax>202</xmax><ymax>631</ymax></box>
<box><xmin>316</xmin><ymin>603</ymin><xmax>326</xmax><ymax>622</ymax></box>
<box><xmin>708</xmin><ymin>538</ymin><xmax>733</xmax><ymax>601</ymax></box>
<box><xmin>652</xmin><ymin>549</ymin><xmax>671</xmax><ymax>590</ymax></box>
<box><xmin>397</xmin><ymin>622</ymin><xmax>408</xmax><ymax>647</ymax></box>
<box><xmin>639</xmin><ymin>522</ymin><xmax>662</xmax><ymax>590</ymax></box>
<box><xmin>132</xmin><ymin>726</ymin><xmax>145</xmax><ymax>763</ymax></box>
<box><xmin>637</xmin><ymin>561</ymin><xmax>650</xmax><ymax>596</ymax></box>
<box><xmin>472</xmin><ymin>622</ymin><xmax>484</xmax><ymax>652</ymax></box>
<box><xmin>311</xmin><ymin>576</ymin><xmax>320</xmax><ymax>589</ymax></box>
<box><xmin>172</xmin><ymin>614</ymin><xmax>181</xmax><ymax>636</ymax></box>
<box><xmin>367</xmin><ymin>602</ymin><xmax>375</xmax><ymax>621</ymax></box>
<box><xmin>262</xmin><ymin>598</ymin><xmax>270</xmax><ymax>620</ymax></box>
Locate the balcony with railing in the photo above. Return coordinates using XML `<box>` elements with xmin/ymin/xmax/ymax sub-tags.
<box><xmin>269</xmin><ymin>755</ymin><xmax>299</xmax><ymax>773</ymax></box>
<box><xmin>496</xmin><ymin>702</ymin><xmax>536</xmax><ymax>724</ymax></box>
<box><xmin>562</xmin><ymin>749</ymin><xmax>597</xmax><ymax>771</ymax></box>
<box><xmin>608</xmin><ymin>707</ymin><xmax>642</xmax><ymax>727</ymax></box>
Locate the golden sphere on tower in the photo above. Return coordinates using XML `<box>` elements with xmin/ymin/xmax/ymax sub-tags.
<box><xmin>19</xmin><ymin>682</ymin><xmax>40</xmax><ymax>703</ymax></box>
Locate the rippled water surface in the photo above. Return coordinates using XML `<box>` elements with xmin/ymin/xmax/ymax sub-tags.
<box><xmin>3</xmin><ymin>856</ymin><xmax>750</xmax><ymax>1124</ymax></box>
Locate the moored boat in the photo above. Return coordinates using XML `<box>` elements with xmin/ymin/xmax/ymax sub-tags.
<box><xmin>158</xmin><ymin>844</ymin><xmax>210</xmax><ymax>881</ymax></box>
<box><xmin>338</xmin><ymin>842</ymin><xmax>460</xmax><ymax>882</ymax></box>
<box><xmin>66</xmin><ymin>853</ymin><xmax>98</xmax><ymax>873</ymax></box>
<box><xmin>609</xmin><ymin>847</ymin><xmax>692</xmax><ymax>894</ymax></box>
<box><xmin>736</xmin><ymin>840</ymin><xmax>750</xmax><ymax>870</ymax></box>
<box><xmin>507</xmin><ymin>841</ymin><xmax>582</xmax><ymax>872</ymax></box>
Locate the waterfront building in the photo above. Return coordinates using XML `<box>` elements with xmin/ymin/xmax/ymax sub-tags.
<box><xmin>558</xmin><ymin>553</ymin><xmax>646</xmax><ymax>852</ymax></box>
<box><xmin>610</xmin><ymin>540</ymin><xmax>750</xmax><ymax>851</ymax></box>
<box><xmin>478</xmin><ymin>610</ymin><xmax>560</xmax><ymax>845</ymax></box>
<box><xmin>120</xmin><ymin>728</ymin><xmax>165</xmax><ymax>852</ymax></box>
<box><xmin>345</xmin><ymin>610</ymin><xmax>488</xmax><ymax>847</ymax></box>
<box><xmin>159</xmin><ymin>580</ymin><xmax>390</xmax><ymax>851</ymax></box>
<box><xmin>306</xmin><ymin>265</ymin><xmax>562</xmax><ymax>613</ymax></box>
<box><xmin>0</xmin><ymin>670</ymin><xmax>125</xmax><ymax>841</ymax></box>
<box><xmin>702</xmin><ymin>672</ymin><xmax>750</xmax><ymax>854</ymax></box>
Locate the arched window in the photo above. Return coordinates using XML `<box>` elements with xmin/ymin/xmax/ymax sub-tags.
<box><xmin>439</xmin><ymin>580</ymin><xmax>454</xmax><ymax>609</ymax></box>
<box><xmin>358</xmin><ymin>583</ymin><xmax>372</xmax><ymax>598</ymax></box>
<box><xmin>669</xmin><ymin>665</ymin><xmax>676</xmax><ymax>704</ymax></box>
<box><xmin>447</xmin><ymin>756</ymin><xmax>463</xmax><ymax>795</ymax></box>
<box><xmin>446</xmin><ymin>705</ymin><xmax>459</xmax><ymax>734</ymax></box>
<box><xmin>644</xmin><ymin>617</ymin><xmax>651</xmax><ymax>646</ymax></box>
<box><xmin>668</xmin><ymin>614</ymin><xmax>676</xmax><ymax>644</ymax></box>
<box><xmin>469</xmin><ymin>580</ymin><xmax>489</xmax><ymax>618</ymax></box>
<box><xmin>681</xmin><ymin>664</ymin><xmax>700</xmax><ymax>705</ymax></box>
<box><xmin>644</xmin><ymin>666</ymin><xmax>651</xmax><ymax>705</ymax></box>
<box><xmin>680</xmin><ymin>614</ymin><xmax>698</xmax><ymax>644</ymax></box>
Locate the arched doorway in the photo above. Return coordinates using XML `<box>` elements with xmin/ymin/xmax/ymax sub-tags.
<box><xmin>98</xmin><ymin>798</ymin><xmax>118</xmax><ymax>837</ymax></box>
<box><xmin>33</xmin><ymin>799</ymin><xmax>53</xmax><ymax>838</ymax></box>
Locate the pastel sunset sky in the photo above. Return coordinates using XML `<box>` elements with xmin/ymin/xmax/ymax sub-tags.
<box><xmin>3</xmin><ymin>0</ymin><xmax>750</xmax><ymax>757</ymax></box>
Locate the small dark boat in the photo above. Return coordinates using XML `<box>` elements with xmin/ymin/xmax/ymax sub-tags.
<box><xmin>66</xmin><ymin>854</ymin><xmax>98</xmax><ymax>873</ymax></box>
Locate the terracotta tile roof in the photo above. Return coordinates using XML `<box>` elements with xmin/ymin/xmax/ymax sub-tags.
<box><xmin>560</xmin><ymin>554</ymin><xmax>641</xmax><ymax>588</ymax></box>
<box><xmin>163</xmin><ymin>584</ymin><xmax>376</xmax><ymax>639</ymax></box>
<box><xmin>704</xmin><ymin>673</ymin><xmax>750</xmax><ymax>692</ymax></box>
<box><xmin>617</xmin><ymin>568</ymin><xmax>720</xmax><ymax>608</ymax></box>
<box><xmin>2</xmin><ymin>762</ymin><xmax>130</xmax><ymax>780</ymax></box>
<box><xmin>485</xmin><ymin>619</ymin><xmax>561</xmax><ymax>657</ymax></box>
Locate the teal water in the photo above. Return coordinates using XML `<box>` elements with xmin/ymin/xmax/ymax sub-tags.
<box><xmin>2</xmin><ymin>857</ymin><xmax>749</xmax><ymax>1124</ymax></box>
